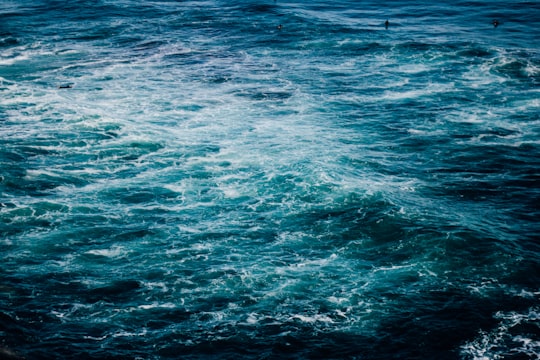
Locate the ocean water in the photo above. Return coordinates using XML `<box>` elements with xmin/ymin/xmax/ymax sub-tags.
<box><xmin>1</xmin><ymin>0</ymin><xmax>539</xmax><ymax>359</ymax></box>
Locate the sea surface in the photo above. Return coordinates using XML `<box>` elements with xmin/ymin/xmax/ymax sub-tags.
<box><xmin>1</xmin><ymin>0</ymin><xmax>539</xmax><ymax>359</ymax></box>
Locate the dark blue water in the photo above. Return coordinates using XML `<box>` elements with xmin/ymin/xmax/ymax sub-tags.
<box><xmin>1</xmin><ymin>1</ymin><xmax>539</xmax><ymax>359</ymax></box>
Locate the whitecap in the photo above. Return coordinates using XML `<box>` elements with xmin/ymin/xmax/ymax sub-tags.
<box><xmin>327</xmin><ymin>296</ymin><xmax>348</xmax><ymax>305</ymax></box>
<box><xmin>0</xmin><ymin>53</ymin><xmax>29</xmax><ymax>66</ymax></box>
<box><xmin>461</xmin><ymin>307</ymin><xmax>540</xmax><ymax>359</ymax></box>
<box><xmin>245</xmin><ymin>313</ymin><xmax>259</xmax><ymax>325</ymax></box>
<box><xmin>292</xmin><ymin>314</ymin><xmax>334</xmax><ymax>324</ymax></box>
<box><xmin>112</xmin><ymin>329</ymin><xmax>148</xmax><ymax>338</ymax></box>
<box><xmin>83</xmin><ymin>335</ymin><xmax>107</xmax><ymax>341</ymax></box>
<box><xmin>142</xmin><ymin>282</ymin><xmax>169</xmax><ymax>293</ymax></box>
<box><xmin>85</xmin><ymin>246</ymin><xmax>126</xmax><ymax>258</ymax></box>
<box><xmin>137</xmin><ymin>302</ymin><xmax>176</xmax><ymax>310</ymax></box>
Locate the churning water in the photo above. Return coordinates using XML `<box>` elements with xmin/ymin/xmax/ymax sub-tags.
<box><xmin>1</xmin><ymin>1</ymin><xmax>539</xmax><ymax>359</ymax></box>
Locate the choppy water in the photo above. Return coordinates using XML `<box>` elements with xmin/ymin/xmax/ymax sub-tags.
<box><xmin>1</xmin><ymin>1</ymin><xmax>539</xmax><ymax>359</ymax></box>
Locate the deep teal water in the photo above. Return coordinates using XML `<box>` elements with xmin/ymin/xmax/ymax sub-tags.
<box><xmin>1</xmin><ymin>1</ymin><xmax>539</xmax><ymax>359</ymax></box>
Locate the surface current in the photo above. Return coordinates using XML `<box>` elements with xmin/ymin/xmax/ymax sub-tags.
<box><xmin>1</xmin><ymin>0</ymin><xmax>539</xmax><ymax>359</ymax></box>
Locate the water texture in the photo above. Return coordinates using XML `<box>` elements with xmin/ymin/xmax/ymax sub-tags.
<box><xmin>1</xmin><ymin>0</ymin><xmax>539</xmax><ymax>359</ymax></box>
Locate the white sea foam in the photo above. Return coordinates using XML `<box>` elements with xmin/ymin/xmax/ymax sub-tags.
<box><xmin>245</xmin><ymin>313</ymin><xmax>259</xmax><ymax>325</ymax></box>
<box><xmin>83</xmin><ymin>335</ymin><xmax>108</xmax><ymax>341</ymax></box>
<box><xmin>85</xmin><ymin>246</ymin><xmax>127</xmax><ymax>258</ymax></box>
<box><xmin>461</xmin><ymin>307</ymin><xmax>540</xmax><ymax>359</ymax></box>
<box><xmin>290</xmin><ymin>253</ymin><xmax>338</xmax><ymax>269</ymax></box>
<box><xmin>2</xmin><ymin>1</ymin><xmax>539</xmax><ymax>358</ymax></box>
<box><xmin>136</xmin><ymin>302</ymin><xmax>176</xmax><ymax>310</ymax></box>
<box><xmin>112</xmin><ymin>329</ymin><xmax>148</xmax><ymax>338</ymax></box>
<box><xmin>0</xmin><ymin>53</ymin><xmax>30</xmax><ymax>65</ymax></box>
<box><xmin>143</xmin><ymin>282</ymin><xmax>169</xmax><ymax>293</ymax></box>
<box><xmin>292</xmin><ymin>314</ymin><xmax>335</xmax><ymax>324</ymax></box>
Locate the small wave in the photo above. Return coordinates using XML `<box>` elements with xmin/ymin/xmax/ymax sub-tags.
<box><xmin>0</xmin><ymin>53</ymin><xmax>30</xmax><ymax>66</ymax></box>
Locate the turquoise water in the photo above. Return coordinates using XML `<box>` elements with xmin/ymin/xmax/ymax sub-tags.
<box><xmin>1</xmin><ymin>1</ymin><xmax>539</xmax><ymax>359</ymax></box>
